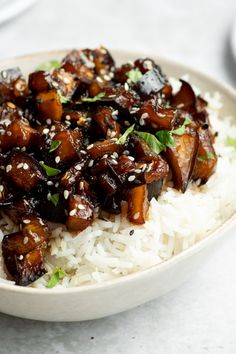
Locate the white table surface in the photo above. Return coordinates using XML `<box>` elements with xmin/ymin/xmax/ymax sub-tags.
<box><xmin>0</xmin><ymin>0</ymin><xmax>236</xmax><ymax>353</ymax></box>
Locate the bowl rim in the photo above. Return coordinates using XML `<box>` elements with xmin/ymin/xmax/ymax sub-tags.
<box><xmin>0</xmin><ymin>48</ymin><xmax>236</xmax><ymax>295</ymax></box>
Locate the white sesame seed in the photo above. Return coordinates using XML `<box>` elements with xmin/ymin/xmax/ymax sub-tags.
<box><xmin>96</xmin><ymin>76</ymin><xmax>103</xmax><ymax>83</ymax></box>
<box><xmin>128</xmin><ymin>175</ymin><xmax>136</xmax><ymax>182</ymax></box>
<box><xmin>6</xmin><ymin>131</ymin><xmax>12</xmax><ymax>136</ymax></box>
<box><xmin>21</xmin><ymin>147</ymin><xmax>26</xmax><ymax>152</ymax></box>
<box><xmin>141</xmin><ymin>163</ymin><xmax>147</xmax><ymax>172</ymax></box>
<box><xmin>69</xmin><ymin>209</ymin><xmax>76</xmax><ymax>216</ymax></box>
<box><xmin>19</xmin><ymin>255</ymin><xmax>24</xmax><ymax>260</ymax></box>
<box><xmin>102</xmin><ymin>154</ymin><xmax>108</xmax><ymax>159</ymax></box>
<box><xmin>23</xmin><ymin>219</ymin><xmax>31</xmax><ymax>224</ymax></box>
<box><xmin>47</xmin><ymin>181</ymin><xmax>54</xmax><ymax>186</ymax></box>
<box><xmin>64</xmin><ymin>190</ymin><xmax>69</xmax><ymax>199</ymax></box>
<box><xmin>55</xmin><ymin>156</ymin><xmax>60</xmax><ymax>164</ymax></box>
<box><xmin>109</xmin><ymin>130</ymin><xmax>117</xmax><ymax>138</ymax></box>
<box><xmin>0</xmin><ymin>185</ymin><xmax>4</xmax><ymax>192</ymax></box>
<box><xmin>124</xmin><ymin>82</ymin><xmax>129</xmax><ymax>91</ymax></box>
<box><xmin>23</xmin><ymin>163</ymin><xmax>29</xmax><ymax>170</ymax></box>
<box><xmin>63</xmin><ymin>77</ymin><xmax>71</xmax><ymax>84</ymax></box>
<box><xmin>104</xmin><ymin>74</ymin><xmax>110</xmax><ymax>81</ymax></box>
<box><xmin>128</xmin><ymin>156</ymin><xmax>135</xmax><ymax>161</ymax></box>
<box><xmin>65</xmin><ymin>115</ymin><xmax>71</xmax><ymax>120</ymax></box>
<box><xmin>23</xmin><ymin>236</ymin><xmax>29</xmax><ymax>244</ymax></box>
<box><xmin>123</xmin><ymin>150</ymin><xmax>130</xmax><ymax>155</ymax></box>
<box><xmin>74</xmin><ymin>164</ymin><xmax>81</xmax><ymax>171</ymax></box>
<box><xmin>141</xmin><ymin>112</ymin><xmax>149</xmax><ymax>119</ymax></box>
<box><xmin>46</xmin><ymin>119</ymin><xmax>52</xmax><ymax>125</ymax></box>
<box><xmin>79</xmin><ymin>181</ymin><xmax>84</xmax><ymax>190</ymax></box>
<box><xmin>112</xmin><ymin>110</ymin><xmax>119</xmax><ymax>117</ymax></box>
<box><xmin>111</xmin><ymin>159</ymin><xmax>118</xmax><ymax>165</ymax></box>
<box><xmin>2</xmin><ymin>70</ymin><xmax>7</xmax><ymax>79</ymax></box>
<box><xmin>87</xmin><ymin>144</ymin><xmax>94</xmax><ymax>150</ymax></box>
<box><xmin>88</xmin><ymin>159</ymin><xmax>94</xmax><ymax>167</ymax></box>
<box><xmin>112</xmin><ymin>152</ymin><xmax>119</xmax><ymax>158</ymax></box>
<box><xmin>77</xmin><ymin>204</ymin><xmax>85</xmax><ymax>210</ymax></box>
<box><xmin>133</xmin><ymin>212</ymin><xmax>140</xmax><ymax>220</ymax></box>
<box><xmin>55</xmin><ymin>182</ymin><xmax>59</xmax><ymax>188</ymax></box>
<box><xmin>139</xmin><ymin>118</ymin><xmax>145</xmax><ymax>126</ymax></box>
<box><xmin>47</xmin><ymin>192</ymin><xmax>51</xmax><ymax>200</ymax></box>
<box><xmin>134</xmin><ymin>169</ymin><xmax>142</xmax><ymax>173</ymax></box>
<box><xmin>42</xmin><ymin>128</ymin><xmax>49</xmax><ymax>135</ymax></box>
<box><xmin>6</xmin><ymin>165</ymin><xmax>12</xmax><ymax>173</ymax></box>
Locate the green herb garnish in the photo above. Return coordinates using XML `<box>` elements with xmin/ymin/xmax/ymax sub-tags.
<box><xmin>37</xmin><ymin>60</ymin><xmax>61</xmax><ymax>71</ymax></box>
<box><xmin>49</xmin><ymin>193</ymin><xmax>60</xmax><ymax>207</ymax></box>
<box><xmin>49</xmin><ymin>140</ymin><xmax>61</xmax><ymax>153</ymax></box>
<box><xmin>41</xmin><ymin>163</ymin><xmax>61</xmax><ymax>177</ymax></box>
<box><xmin>226</xmin><ymin>136</ymin><xmax>236</xmax><ymax>149</ymax></box>
<box><xmin>172</xmin><ymin>116</ymin><xmax>192</xmax><ymax>136</ymax></box>
<box><xmin>135</xmin><ymin>131</ymin><xmax>165</xmax><ymax>154</ymax></box>
<box><xmin>198</xmin><ymin>152</ymin><xmax>215</xmax><ymax>161</ymax></box>
<box><xmin>126</xmin><ymin>68</ymin><xmax>143</xmax><ymax>84</ymax></box>
<box><xmin>47</xmin><ymin>267</ymin><xmax>65</xmax><ymax>288</ymax></box>
<box><xmin>154</xmin><ymin>117</ymin><xmax>192</xmax><ymax>149</ymax></box>
<box><xmin>117</xmin><ymin>124</ymin><xmax>135</xmax><ymax>144</ymax></box>
<box><xmin>81</xmin><ymin>92</ymin><xmax>105</xmax><ymax>102</ymax></box>
<box><xmin>57</xmin><ymin>90</ymin><xmax>70</xmax><ymax>104</ymax></box>
<box><xmin>155</xmin><ymin>130</ymin><xmax>176</xmax><ymax>148</ymax></box>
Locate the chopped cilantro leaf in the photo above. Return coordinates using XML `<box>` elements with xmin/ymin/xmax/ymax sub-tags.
<box><xmin>117</xmin><ymin>124</ymin><xmax>135</xmax><ymax>144</ymax></box>
<box><xmin>49</xmin><ymin>140</ymin><xmax>61</xmax><ymax>153</ymax></box>
<box><xmin>135</xmin><ymin>131</ymin><xmax>164</xmax><ymax>154</ymax></box>
<box><xmin>226</xmin><ymin>136</ymin><xmax>236</xmax><ymax>148</ymax></box>
<box><xmin>126</xmin><ymin>68</ymin><xmax>143</xmax><ymax>84</ymax></box>
<box><xmin>37</xmin><ymin>60</ymin><xmax>61</xmax><ymax>71</ymax></box>
<box><xmin>198</xmin><ymin>152</ymin><xmax>215</xmax><ymax>161</ymax></box>
<box><xmin>57</xmin><ymin>90</ymin><xmax>70</xmax><ymax>104</ymax></box>
<box><xmin>41</xmin><ymin>163</ymin><xmax>61</xmax><ymax>177</ymax></box>
<box><xmin>81</xmin><ymin>92</ymin><xmax>105</xmax><ymax>102</ymax></box>
<box><xmin>47</xmin><ymin>267</ymin><xmax>65</xmax><ymax>288</ymax></box>
<box><xmin>49</xmin><ymin>193</ymin><xmax>60</xmax><ymax>207</ymax></box>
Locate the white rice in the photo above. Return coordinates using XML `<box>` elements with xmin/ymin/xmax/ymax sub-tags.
<box><xmin>0</xmin><ymin>81</ymin><xmax>236</xmax><ymax>289</ymax></box>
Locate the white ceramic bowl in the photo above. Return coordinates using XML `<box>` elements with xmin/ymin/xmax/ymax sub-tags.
<box><xmin>0</xmin><ymin>50</ymin><xmax>236</xmax><ymax>322</ymax></box>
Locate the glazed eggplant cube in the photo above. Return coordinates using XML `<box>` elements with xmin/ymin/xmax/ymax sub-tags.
<box><xmin>94</xmin><ymin>106</ymin><xmax>120</xmax><ymax>138</ymax></box>
<box><xmin>165</xmin><ymin>129</ymin><xmax>199</xmax><ymax>192</ymax></box>
<box><xmin>28</xmin><ymin>70</ymin><xmax>51</xmax><ymax>92</ymax></box>
<box><xmin>87</xmin><ymin>140</ymin><xmax>121</xmax><ymax>160</ymax></box>
<box><xmin>93</xmin><ymin>47</ymin><xmax>115</xmax><ymax>76</ymax></box>
<box><xmin>144</xmin><ymin>157</ymin><xmax>169</xmax><ymax>184</ymax></box>
<box><xmin>2</xmin><ymin>215</ymin><xmax>49</xmax><ymax>285</ymax></box>
<box><xmin>172</xmin><ymin>80</ymin><xmax>196</xmax><ymax>112</ymax></box>
<box><xmin>51</xmin><ymin>69</ymin><xmax>76</xmax><ymax>97</ymax></box>
<box><xmin>52</xmin><ymin>130</ymin><xmax>83</xmax><ymax>163</ymax></box>
<box><xmin>36</xmin><ymin>90</ymin><xmax>63</xmax><ymax>121</ymax></box>
<box><xmin>5</xmin><ymin>197</ymin><xmax>37</xmax><ymax>224</ymax></box>
<box><xmin>61</xmin><ymin>49</ymin><xmax>95</xmax><ymax>83</ymax></box>
<box><xmin>138</xmin><ymin>102</ymin><xmax>176</xmax><ymax>130</ymax></box>
<box><xmin>0</xmin><ymin>68</ymin><xmax>28</xmax><ymax>103</ymax></box>
<box><xmin>192</xmin><ymin>128</ymin><xmax>217</xmax><ymax>183</ymax></box>
<box><xmin>137</xmin><ymin>67</ymin><xmax>166</xmax><ymax>97</ymax></box>
<box><xmin>114</xmin><ymin>63</ymin><xmax>133</xmax><ymax>84</ymax></box>
<box><xmin>6</xmin><ymin>152</ymin><xmax>46</xmax><ymax>192</ymax></box>
<box><xmin>0</xmin><ymin>118</ymin><xmax>38</xmax><ymax>151</ymax></box>
<box><xmin>127</xmin><ymin>185</ymin><xmax>148</xmax><ymax>225</ymax></box>
<box><xmin>66</xmin><ymin>195</ymin><xmax>94</xmax><ymax>232</ymax></box>
<box><xmin>15</xmin><ymin>247</ymin><xmax>47</xmax><ymax>286</ymax></box>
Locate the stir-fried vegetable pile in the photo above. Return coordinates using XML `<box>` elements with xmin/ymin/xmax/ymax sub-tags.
<box><xmin>0</xmin><ymin>47</ymin><xmax>217</xmax><ymax>285</ymax></box>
